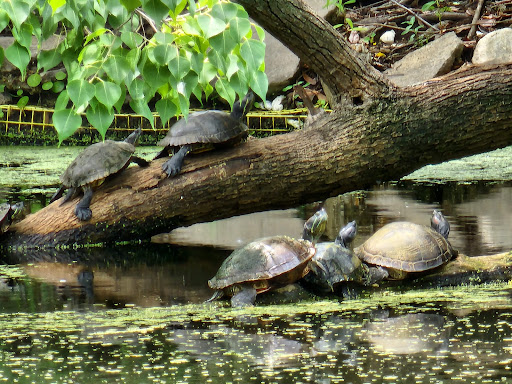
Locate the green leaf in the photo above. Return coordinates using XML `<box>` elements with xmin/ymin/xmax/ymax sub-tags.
<box><xmin>52</xmin><ymin>81</ymin><xmax>65</xmax><ymax>93</ymax></box>
<box><xmin>27</xmin><ymin>73</ymin><xmax>41</xmax><ymax>87</ymax></box>
<box><xmin>12</xmin><ymin>23</ymin><xmax>33</xmax><ymax>50</ymax></box>
<box><xmin>104</xmin><ymin>55</ymin><xmax>130</xmax><ymax>83</ymax></box>
<box><xmin>0</xmin><ymin>48</ymin><xmax>3</xmax><ymax>67</ymax></box>
<box><xmin>197</xmin><ymin>14</ymin><xmax>226</xmax><ymax>39</ymax></box>
<box><xmin>225</xmin><ymin>54</ymin><xmax>239</xmax><ymax>79</ymax></box>
<box><xmin>54</xmin><ymin>90</ymin><xmax>69</xmax><ymax>110</ymax></box>
<box><xmin>199</xmin><ymin>61</ymin><xmax>217</xmax><ymax>86</ymax></box>
<box><xmin>228</xmin><ymin>18</ymin><xmax>251</xmax><ymax>42</ymax></box>
<box><xmin>130</xmin><ymin>99</ymin><xmax>155</xmax><ymax>129</ymax></box>
<box><xmin>53</xmin><ymin>108</ymin><xmax>83</xmax><ymax>144</ymax></box>
<box><xmin>249</xmin><ymin>70</ymin><xmax>268</xmax><ymax>102</ymax></box>
<box><xmin>49</xmin><ymin>0</ymin><xmax>66</xmax><ymax>14</ymax></box>
<box><xmin>207</xmin><ymin>49</ymin><xmax>226</xmax><ymax>75</ymax></box>
<box><xmin>37</xmin><ymin>47</ymin><xmax>62</xmax><ymax>72</ymax></box>
<box><xmin>153</xmin><ymin>44</ymin><xmax>178</xmax><ymax>65</ymax></box>
<box><xmin>42</xmin><ymin>81</ymin><xmax>53</xmax><ymax>90</ymax></box>
<box><xmin>128</xmin><ymin>78</ymin><xmax>145</xmax><ymax>100</ymax></box>
<box><xmin>84</xmin><ymin>28</ymin><xmax>108</xmax><ymax>45</ymax></box>
<box><xmin>0</xmin><ymin>10</ymin><xmax>9</xmax><ymax>33</ymax></box>
<box><xmin>120</xmin><ymin>0</ymin><xmax>141</xmax><ymax>12</ymax></box>
<box><xmin>215</xmin><ymin>78</ymin><xmax>236</xmax><ymax>108</ymax></box>
<box><xmin>240</xmin><ymin>39</ymin><xmax>265</xmax><ymax>73</ymax></box>
<box><xmin>209</xmin><ymin>29</ymin><xmax>237</xmax><ymax>56</ymax></box>
<box><xmin>142</xmin><ymin>0</ymin><xmax>168</xmax><ymax>26</ymax></box>
<box><xmin>5</xmin><ymin>42</ymin><xmax>30</xmax><ymax>81</ymax></box>
<box><xmin>211</xmin><ymin>2</ymin><xmax>239</xmax><ymax>23</ymax></box>
<box><xmin>181</xmin><ymin>17</ymin><xmax>202</xmax><ymax>36</ymax></box>
<box><xmin>1</xmin><ymin>0</ymin><xmax>30</xmax><ymax>30</ymax></box>
<box><xmin>67</xmin><ymin>79</ymin><xmax>95</xmax><ymax>108</ymax></box>
<box><xmin>155</xmin><ymin>98</ymin><xmax>177</xmax><ymax>126</ymax></box>
<box><xmin>55</xmin><ymin>71</ymin><xmax>66</xmax><ymax>80</ymax></box>
<box><xmin>168</xmin><ymin>53</ymin><xmax>191</xmax><ymax>80</ymax></box>
<box><xmin>121</xmin><ymin>30</ymin><xmax>143</xmax><ymax>49</ymax></box>
<box><xmin>17</xmin><ymin>95</ymin><xmax>29</xmax><ymax>109</ymax></box>
<box><xmin>86</xmin><ymin>102</ymin><xmax>114</xmax><ymax>140</ymax></box>
<box><xmin>95</xmin><ymin>81</ymin><xmax>122</xmax><ymax>108</ymax></box>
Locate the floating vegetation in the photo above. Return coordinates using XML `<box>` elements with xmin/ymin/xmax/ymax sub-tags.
<box><xmin>0</xmin><ymin>283</ymin><xmax>510</xmax><ymax>382</ymax></box>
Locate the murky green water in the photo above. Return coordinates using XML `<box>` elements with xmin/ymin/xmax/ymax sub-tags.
<box><xmin>0</xmin><ymin>145</ymin><xmax>511</xmax><ymax>383</ymax></box>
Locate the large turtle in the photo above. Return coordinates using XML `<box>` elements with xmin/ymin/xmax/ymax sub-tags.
<box><xmin>303</xmin><ymin>221</ymin><xmax>386</xmax><ymax>294</ymax></box>
<box><xmin>155</xmin><ymin>92</ymin><xmax>254</xmax><ymax>177</ymax></box>
<box><xmin>49</xmin><ymin>128</ymin><xmax>148</xmax><ymax>221</ymax></box>
<box><xmin>207</xmin><ymin>208</ymin><xmax>328</xmax><ymax>307</ymax></box>
<box><xmin>355</xmin><ymin>210</ymin><xmax>456</xmax><ymax>281</ymax></box>
<box><xmin>0</xmin><ymin>202</ymin><xmax>24</xmax><ymax>234</ymax></box>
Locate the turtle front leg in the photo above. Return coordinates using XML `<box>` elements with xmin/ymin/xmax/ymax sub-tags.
<box><xmin>230</xmin><ymin>286</ymin><xmax>257</xmax><ymax>307</ymax></box>
<box><xmin>161</xmin><ymin>145</ymin><xmax>191</xmax><ymax>177</ymax></box>
<box><xmin>75</xmin><ymin>186</ymin><xmax>94</xmax><ymax>221</ymax></box>
<box><xmin>365</xmin><ymin>266</ymin><xmax>389</xmax><ymax>285</ymax></box>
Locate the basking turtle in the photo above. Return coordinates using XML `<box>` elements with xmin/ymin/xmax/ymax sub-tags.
<box><xmin>49</xmin><ymin>128</ymin><xmax>148</xmax><ymax>221</ymax></box>
<box><xmin>303</xmin><ymin>221</ymin><xmax>386</xmax><ymax>294</ymax></box>
<box><xmin>0</xmin><ymin>202</ymin><xmax>24</xmax><ymax>234</ymax></box>
<box><xmin>207</xmin><ymin>208</ymin><xmax>328</xmax><ymax>307</ymax></box>
<box><xmin>355</xmin><ymin>210</ymin><xmax>456</xmax><ymax>281</ymax></box>
<box><xmin>155</xmin><ymin>92</ymin><xmax>254</xmax><ymax>177</ymax></box>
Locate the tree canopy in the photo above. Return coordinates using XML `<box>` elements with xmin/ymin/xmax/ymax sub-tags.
<box><xmin>0</xmin><ymin>0</ymin><xmax>268</xmax><ymax>143</ymax></box>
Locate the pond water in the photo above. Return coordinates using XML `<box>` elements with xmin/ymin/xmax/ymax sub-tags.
<box><xmin>0</xmin><ymin>145</ymin><xmax>511</xmax><ymax>383</ymax></box>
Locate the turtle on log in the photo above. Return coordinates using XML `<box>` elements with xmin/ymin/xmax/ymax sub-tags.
<box><xmin>154</xmin><ymin>92</ymin><xmax>254</xmax><ymax>177</ymax></box>
<box><xmin>49</xmin><ymin>128</ymin><xmax>148</xmax><ymax>221</ymax></box>
<box><xmin>355</xmin><ymin>210</ymin><xmax>456</xmax><ymax>281</ymax></box>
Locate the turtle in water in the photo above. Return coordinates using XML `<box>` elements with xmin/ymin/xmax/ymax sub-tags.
<box><xmin>154</xmin><ymin>92</ymin><xmax>254</xmax><ymax>177</ymax></box>
<box><xmin>303</xmin><ymin>221</ymin><xmax>386</xmax><ymax>295</ymax></box>
<box><xmin>207</xmin><ymin>208</ymin><xmax>328</xmax><ymax>307</ymax></box>
<box><xmin>355</xmin><ymin>210</ymin><xmax>456</xmax><ymax>281</ymax></box>
<box><xmin>49</xmin><ymin>128</ymin><xmax>148</xmax><ymax>221</ymax></box>
<box><xmin>0</xmin><ymin>202</ymin><xmax>24</xmax><ymax>234</ymax></box>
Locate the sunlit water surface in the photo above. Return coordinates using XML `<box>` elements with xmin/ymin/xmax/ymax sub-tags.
<box><xmin>0</xmin><ymin>145</ymin><xmax>511</xmax><ymax>383</ymax></box>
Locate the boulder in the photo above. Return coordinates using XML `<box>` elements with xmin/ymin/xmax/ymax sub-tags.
<box><xmin>385</xmin><ymin>32</ymin><xmax>464</xmax><ymax>87</ymax></box>
<box><xmin>472</xmin><ymin>28</ymin><xmax>512</xmax><ymax>66</ymax></box>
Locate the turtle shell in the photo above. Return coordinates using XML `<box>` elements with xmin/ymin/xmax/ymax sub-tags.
<box><xmin>61</xmin><ymin>140</ymin><xmax>136</xmax><ymax>188</ymax></box>
<box><xmin>158</xmin><ymin>110</ymin><xmax>248</xmax><ymax>148</ymax></box>
<box><xmin>304</xmin><ymin>242</ymin><xmax>369</xmax><ymax>291</ymax></box>
<box><xmin>356</xmin><ymin>222</ymin><xmax>454</xmax><ymax>275</ymax></box>
<box><xmin>0</xmin><ymin>203</ymin><xmax>12</xmax><ymax>232</ymax></box>
<box><xmin>208</xmin><ymin>236</ymin><xmax>315</xmax><ymax>294</ymax></box>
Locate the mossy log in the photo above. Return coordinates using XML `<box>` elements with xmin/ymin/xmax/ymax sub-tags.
<box><xmin>4</xmin><ymin>0</ymin><xmax>512</xmax><ymax>249</ymax></box>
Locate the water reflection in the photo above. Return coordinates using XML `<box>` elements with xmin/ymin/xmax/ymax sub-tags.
<box><xmin>153</xmin><ymin>180</ymin><xmax>512</xmax><ymax>257</ymax></box>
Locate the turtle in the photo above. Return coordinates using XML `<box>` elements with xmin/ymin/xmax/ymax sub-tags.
<box><xmin>154</xmin><ymin>92</ymin><xmax>254</xmax><ymax>177</ymax></box>
<box><xmin>207</xmin><ymin>208</ymin><xmax>328</xmax><ymax>307</ymax></box>
<box><xmin>0</xmin><ymin>202</ymin><xmax>24</xmax><ymax>234</ymax></box>
<box><xmin>354</xmin><ymin>210</ymin><xmax>456</xmax><ymax>281</ymax></box>
<box><xmin>303</xmin><ymin>221</ymin><xmax>387</xmax><ymax>294</ymax></box>
<box><xmin>49</xmin><ymin>128</ymin><xmax>148</xmax><ymax>221</ymax></box>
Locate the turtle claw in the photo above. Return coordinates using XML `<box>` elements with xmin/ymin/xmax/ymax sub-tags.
<box><xmin>75</xmin><ymin>206</ymin><xmax>92</xmax><ymax>221</ymax></box>
<box><xmin>162</xmin><ymin>159</ymin><xmax>181</xmax><ymax>178</ymax></box>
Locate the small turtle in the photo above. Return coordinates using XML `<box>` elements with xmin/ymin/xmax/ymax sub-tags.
<box><xmin>303</xmin><ymin>221</ymin><xmax>386</xmax><ymax>294</ymax></box>
<box><xmin>355</xmin><ymin>210</ymin><xmax>456</xmax><ymax>281</ymax></box>
<box><xmin>155</xmin><ymin>92</ymin><xmax>254</xmax><ymax>177</ymax></box>
<box><xmin>207</xmin><ymin>208</ymin><xmax>328</xmax><ymax>307</ymax></box>
<box><xmin>49</xmin><ymin>128</ymin><xmax>148</xmax><ymax>221</ymax></box>
<box><xmin>0</xmin><ymin>202</ymin><xmax>24</xmax><ymax>234</ymax></box>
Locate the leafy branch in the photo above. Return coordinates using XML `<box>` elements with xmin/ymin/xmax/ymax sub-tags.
<box><xmin>0</xmin><ymin>0</ymin><xmax>268</xmax><ymax>143</ymax></box>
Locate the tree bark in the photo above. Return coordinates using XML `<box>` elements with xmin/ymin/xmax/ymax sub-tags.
<box><xmin>3</xmin><ymin>0</ymin><xmax>512</xmax><ymax>248</ymax></box>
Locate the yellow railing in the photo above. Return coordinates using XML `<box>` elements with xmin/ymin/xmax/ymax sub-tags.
<box><xmin>0</xmin><ymin>104</ymin><xmax>315</xmax><ymax>136</ymax></box>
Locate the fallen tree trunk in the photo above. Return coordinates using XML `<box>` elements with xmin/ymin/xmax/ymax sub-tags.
<box><xmin>3</xmin><ymin>0</ymin><xmax>512</xmax><ymax>248</ymax></box>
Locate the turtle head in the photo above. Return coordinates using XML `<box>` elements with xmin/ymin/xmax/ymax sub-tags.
<box><xmin>10</xmin><ymin>202</ymin><xmax>24</xmax><ymax>221</ymax></box>
<box><xmin>302</xmin><ymin>208</ymin><xmax>328</xmax><ymax>243</ymax></box>
<box><xmin>231</xmin><ymin>92</ymin><xmax>255</xmax><ymax>119</ymax></box>
<box><xmin>125</xmin><ymin>127</ymin><xmax>142</xmax><ymax>145</ymax></box>
<box><xmin>335</xmin><ymin>220</ymin><xmax>357</xmax><ymax>248</ymax></box>
<box><xmin>431</xmin><ymin>210</ymin><xmax>450</xmax><ymax>239</ymax></box>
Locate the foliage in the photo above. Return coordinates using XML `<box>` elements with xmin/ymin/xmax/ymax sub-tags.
<box><xmin>401</xmin><ymin>16</ymin><xmax>423</xmax><ymax>43</ymax></box>
<box><xmin>0</xmin><ymin>0</ymin><xmax>268</xmax><ymax>143</ymax></box>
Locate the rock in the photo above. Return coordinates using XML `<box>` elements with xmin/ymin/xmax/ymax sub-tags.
<box><xmin>384</xmin><ymin>32</ymin><xmax>464</xmax><ymax>87</ymax></box>
<box><xmin>472</xmin><ymin>28</ymin><xmax>512</xmax><ymax>66</ymax></box>
<box><xmin>380</xmin><ymin>30</ymin><xmax>396</xmax><ymax>45</ymax></box>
